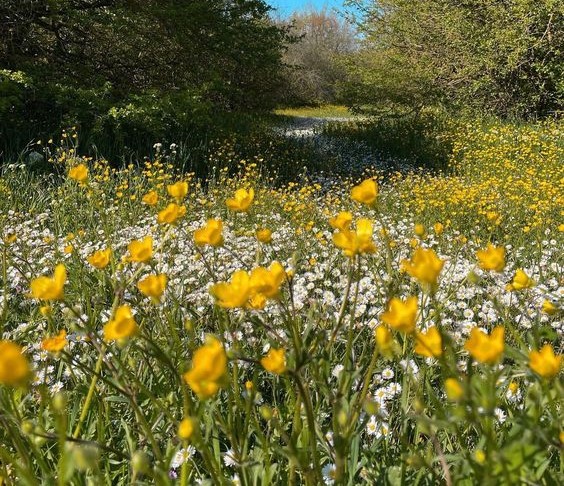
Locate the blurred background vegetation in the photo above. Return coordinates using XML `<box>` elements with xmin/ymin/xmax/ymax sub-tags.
<box><xmin>1</xmin><ymin>0</ymin><xmax>563</xmax><ymax>172</ymax></box>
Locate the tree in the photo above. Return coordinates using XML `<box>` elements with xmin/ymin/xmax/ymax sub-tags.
<box><xmin>277</xmin><ymin>7</ymin><xmax>357</xmax><ymax>105</ymax></box>
<box><xmin>0</xmin><ymin>0</ymin><xmax>290</xmax><ymax>155</ymax></box>
<box><xmin>343</xmin><ymin>0</ymin><xmax>564</xmax><ymax>118</ymax></box>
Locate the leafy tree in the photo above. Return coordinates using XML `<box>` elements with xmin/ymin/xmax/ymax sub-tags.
<box><xmin>343</xmin><ymin>0</ymin><xmax>564</xmax><ymax>118</ymax></box>
<box><xmin>0</xmin><ymin>0</ymin><xmax>289</xmax><ymax>156</ymax></box>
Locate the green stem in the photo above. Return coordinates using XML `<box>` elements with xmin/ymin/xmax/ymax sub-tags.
<box><xmin>73</xmin><ymin>352</ymin><xmax>103</xmax><ymax>438</ymax></box>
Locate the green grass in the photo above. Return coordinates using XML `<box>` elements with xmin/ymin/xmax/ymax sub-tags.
<box><xmin>273</xmin><ymin>105</ymin><xmax>353</xmax><ymax>119</ymax></box>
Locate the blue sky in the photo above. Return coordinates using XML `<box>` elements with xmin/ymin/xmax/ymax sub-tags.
<box><xmin>268</xmin><ymin>1</ymin><xmax>350</xmax><ymax>17</ymax></box>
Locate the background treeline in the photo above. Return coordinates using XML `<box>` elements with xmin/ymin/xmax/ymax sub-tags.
<box><xmin>342</xmin><ymin>0</ymin><xmax>564</xmax><ymax>119</ymax></box>
<box><xmin>1</xmin><ymin>0</ymin><xmax>563</xmax><ymax>166</ymax></box>
<box><xmin>0</xmin><ymin>0</ymin><xmax>289</xmax><ymax>159</ymax></box>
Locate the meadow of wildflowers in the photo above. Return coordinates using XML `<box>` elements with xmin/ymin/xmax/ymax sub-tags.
<box><xmin>0</xmin><ymin>121</ymin><xmax>562</xmax><ymax>485</ymax></box>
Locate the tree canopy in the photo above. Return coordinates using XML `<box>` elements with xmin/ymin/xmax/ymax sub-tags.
<box><xmin>0</xmin><ymin>0</ymin><xmax>289</xmax><ymax>152</ymax></box>
<box><xmin>343</xmin><ymin>0</ymin><xmax>564</xmax><ymax>118</ymax></box>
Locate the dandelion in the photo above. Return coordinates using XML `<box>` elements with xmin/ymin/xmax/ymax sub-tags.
<box><xmin>30</xmin><ymin>264</ymin><xmax>66</xmax><ymax>301</ymax></box>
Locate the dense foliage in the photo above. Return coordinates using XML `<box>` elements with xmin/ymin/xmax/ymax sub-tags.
<box><xmin>343</xmin><ymin>0</ymin><xmax>564</xmax><ymax>118</ymax></box>
<box><xmin>0</xmin><ymin>0</ymin><xmax>289</xmax><ymax>158</ymax></box>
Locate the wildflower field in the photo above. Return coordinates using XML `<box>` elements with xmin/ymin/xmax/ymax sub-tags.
<box><xmin>0</xmin><ymin>120</ymin><xmax>562</xmax><ymax>485</ymax></box>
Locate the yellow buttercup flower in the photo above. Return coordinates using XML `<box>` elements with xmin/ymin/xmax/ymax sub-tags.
<box><xmin>476</xmin><ymin>244</ymin><xmax>505</xmax><ymax>272</ymax></box>
<box><xmin>248</xmin><ymin>292</ymin><xmax>267</xmax><ymax>310</ymax></box>
<box><xmin>39</xmin><ymin>305</ymin><xmax>52</xmax><ymax>316</ymax></box>
<box><xmin>137</xmin><ymin>274</ymin><xmax>167</xmax><ymax>301</ymax></box>
<box><xmin>142</xmin><ymin>190</ymin><xmax>159</xmax><ymax>206</ymax></box>
<box><xmin>167</xmin><ymin>181</ymin><xmax>189</xmax><ymax>201</ymax></box>
<box><xmin>87</xmin><ymin>248</ymin><xmax>112</xmax><ymax>269</ymax></box>
<box><xmin>41</xmin><ymin>330</ymin><xmax>68</xmax><ymax>353</ymax></box>
<box><xmin>226</xmin><ymin>188</ymin><xmax>254</xmax><ymax>212</ymax></box>
<box><xmin>4</xmin><ymin>232</ymin><xmax>17</xmax><ymax>245</ymax></box>
<box><xmin>329</xmin><ymin>211</ymin><xmax>353</xmax><ymax>231</ymax></box>
<box><xmin>0</xmin><ymin>341</ymin><xmax>30</xmax><ymax>386</ymax></box>
<box><xmin>444</xmin><ymin>378</ymin><xmax>464</xmax><ymax>401</ymax></box>
<box><xmin>30</xmin><ymin>264</ymin><xmax>67</xmax><ymax>301</ymax></box>
<box><xmin>351</xmin><ymin>179</ymin><xmax>378</xmax><ymax>205</ymax></box>
<box><xmin>126</xmin><ymin>236</ymin><xmax>153</xmax><ymax>263</ymax></box>
<box><xmin>541</xmin><ymin>300</ymin><xmax>559</xmax><ymax>315</ymax></box>
<box><xmin>157</xmin><ymin>203</ymin><xmax>186</xmax><ymax>225</ymax></box>
<box><xmin>401</xmin><ymin>247</ymin><xmax>444</xmax><ymax>287</ymax></box>
<box><xmin>381</xmin><ymin>296</ymin><xmax>418</xmax><ymax>334</ymax></box>
<box><xmin>194</xmin><ymin>219</ymin><xmax>224</xmax><ymax>247</ymax></box>
<box><xmin>529</xmin><ymin>344</ymin><xmax>561</xmax><ymax>379</ymax></box>
<box><xmin>261</xmin><ymin>348</ymin><xmax>286</xmax><ymax>374</ymax></box>
<box><xmin>183</xmin><ymin>336</ymin><xmax>227</xmax><ymax>399</ymax></box>
<box><xmin>68</xmin><ymin>164</ymin><xmax>88</xmax><ymax>183</ymax></box>
<box><xmin>414</xmin><ymin>224</ymin><xmax>425</xmax><ymax>237</ymax></box>
<box><xmin>333</xmin><ymin>218</ymin><xmax>376</xmax><ymax>258</ymax></box>
<box><xmin>464</xmin><ymin>327</ymin><xmax>504</xmax><ymax>364</ymax></box>
<box><xmin>103</xmin><ymin>305</ymin><xmax>138</xmax><ymax>342</ymax></box>
<box><xmin>374</xmin><ymin>324</ymin><xmax>393</xmax><ymax>354</ymax></box>
<box><xmin>178</xmin><ymin>417</ymin><xmax>195</xmax><ymax>441</ymax></box>
<box><xmin>433</xmin><ymin>222</ymin><xmax>444</xmax><ymax>235</ymax></box>
<box><xmin>414</xmin><ymin>326</ymin><xmax>442</xmax><ymax>357</ymax></box>
<box><xmin>256</xmin><ymin>228</ymin><xmax>272</xmax><ymax>244</ymax></box>
<box><xmin>250</xmin><ymin>261</ymin><xmax>286</xmax><ymax>299</ymax></box>
<box><xmin>507</xmin><ymin>269</ymin><xmax>535</xmax><ymax>291</ymax></box>
<box><xmin>210</xmin><ymin>270</ymin><xmax>252</xmax><ymax>308</ymax></box>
